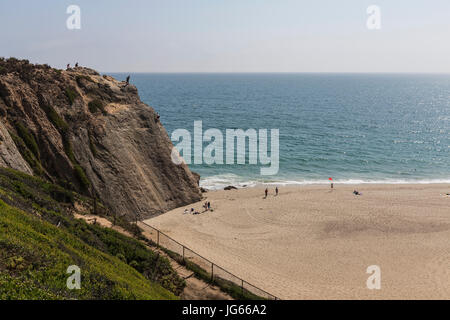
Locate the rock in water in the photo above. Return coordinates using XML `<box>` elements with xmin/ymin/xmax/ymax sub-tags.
<box><xmin>0</xmin><ymin>58</ymin><xmax>201</xmax><ymax>220</ymax></box>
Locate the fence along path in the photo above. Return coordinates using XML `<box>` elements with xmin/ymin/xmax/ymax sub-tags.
<box><xmin>138</xmin><ymin>221</ymin><xmax>280</xmax><ymax>300</ymax></box>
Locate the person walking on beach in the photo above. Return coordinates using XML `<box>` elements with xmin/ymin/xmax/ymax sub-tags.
<box><xmin>265</xmin><ymin>188</ymin><xmax>268</xmax><ymax>198</ymax></box>
<box><xmin>207</xmin><ymin>201</ymin><xmax>211</xmax><ymax>210</ymax></box>
<box><xmin>275</xmin><ymin>187</ymin><xmax>279</xmax><ymax>196</ymax></box>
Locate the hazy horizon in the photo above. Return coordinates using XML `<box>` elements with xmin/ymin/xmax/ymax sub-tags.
<box><xmin>106</xmin><ymin>71</ymin><xmax>450</xmax><ymax>75</ymax></box>
<box><xmin>1</xmin><ymin>0</ymin><xmax>450</xmax><ymax>73</ymax></box>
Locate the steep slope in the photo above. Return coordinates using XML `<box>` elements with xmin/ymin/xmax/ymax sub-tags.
<box><xmin>0</xmin><ymin>167</ymin><xmax>183</xmax><ymax>299</ymax></box>
<box><xmin>0</xmin><ymin>58</ymin><xmax>201</xmax><ymax>220</ymax></box>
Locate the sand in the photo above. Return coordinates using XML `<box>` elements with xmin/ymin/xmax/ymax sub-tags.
<box><xmin>144</xmin><ymin>184</ymin><xmax>450</xmax><ymax>299</ymax></box>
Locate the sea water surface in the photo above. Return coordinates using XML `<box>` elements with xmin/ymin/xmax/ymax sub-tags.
<box><xmin>112</xmin><ymin>73</ymin><xmax>450</xmax><ymax>189</ymax></box>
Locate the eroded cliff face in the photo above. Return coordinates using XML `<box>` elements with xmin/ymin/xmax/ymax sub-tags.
<box><xmin>0</xmin><ymin>58</ymin><xmax>201</xmax><ymax>219</ymax></box>
<box><xmin>0</xmin><ymin>119</ymin><xmax>33</xmax><ymax>174</ymax></box>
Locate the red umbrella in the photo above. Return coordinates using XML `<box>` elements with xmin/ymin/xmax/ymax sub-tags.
<box><xmin>329</xmin><ymin>177</ymin><xmax>333</xmax><ymax>181</ymax></box>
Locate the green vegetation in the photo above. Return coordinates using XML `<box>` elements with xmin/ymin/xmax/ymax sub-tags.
<box><xmin>213</xmin><ymin>276</ymin><xmax>264</xmax><ymax>301</ymax></box>
<box><xmin>0</xmin><ymin>58</ymin><xmax>38</xmax><ymax>81</ymax></box>
<box><xmin>156</xmin><ymin>242</ymin><xmax>265</xmax><ymax>300</ymax></box>
<box><xmin>9</xmin><ymin>132</ymin><xmax>44</xmax><ymax>176</ymax></box>
<box><xmin>62</xmin><ymin>137</ymin><xmax>76</xmax><ymax>163</ymax></box>
<box><xmin>88</xmin><ymin>132</ymin><xmax>98</xmax><ymax>157</ymax></box>
<box><xmin>40</xmin><ymin>104</ymin><xmax>69</xmax><ymax>135</ymax></box>
<box><xmin>13</xmin><ymin>103</ymin><xmax>91</xmax><ymax>192</ymax></box>
<box><xmin>88</xmin><ymin>99</ymin><xmax>106</xmax><ymax>115</ymax></box>
<box><xmin>65</xmin><ymin>87</ymin><xmax>78</xmax><ymax>105</ymax></box>
<box><xmin>75</xmin><ymin>75</ymin><xmax>93</xmax><ymax>85</ymax></box>
<box><xmin>62</xmin><ymin>137</ymin><xmax>91</xmax><ymax>192</ymax></box>
<box><xmin>62</xmin><ymin>135</ymin><xmax>90</xmax><ymax>191</ymax></box>
<box><xmin>14</xmin><ymin>122</ymin><xmax>40</xmax><ymax>160</ymax></box>
<box><xmin>39</xmin><ymin>104</ymin><xmax>91</xmax><ymax>192</ymax></box>
<box><xmin>73</xmin><ymin>164</ymin><xmax>90</xmax><ymax>191</ymax></box>
<box><xmin>0</xmin><ymin>167</ymin><xmax>184</xmax><ymax>299</ymax></box>
<box><xmin>0</xmin><ymin>200</ymin><xmax>176</xmax><ymax>299</ymax></box>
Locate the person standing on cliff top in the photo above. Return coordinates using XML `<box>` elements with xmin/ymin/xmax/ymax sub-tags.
<box><xmin>126</xmin><ymin>75</ymin><xmax>130</xmax><ymax>85</ymax></box>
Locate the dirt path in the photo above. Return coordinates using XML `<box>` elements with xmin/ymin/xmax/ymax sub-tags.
<box><xmin>74</xmin><ymin>214</ymin><xmax>232</xmax><ymax>300</ymax></box>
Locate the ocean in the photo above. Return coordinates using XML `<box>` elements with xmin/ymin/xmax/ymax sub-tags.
<box><xmin>112</xmin><ymin>73</ymin><xmax>450</xmax><ymax>189</ymax></box>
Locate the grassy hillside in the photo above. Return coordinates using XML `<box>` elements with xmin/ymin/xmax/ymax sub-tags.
<box><xmin>0</xmin><ymin>167</ymin><xmax>184</xmax><ymax>299</ymax></box>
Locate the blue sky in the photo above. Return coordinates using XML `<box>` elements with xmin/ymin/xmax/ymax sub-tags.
<box><xmin>1</xmin><ymin>0</ymin><xmax>449</xmax><ymax>72</ymax></box>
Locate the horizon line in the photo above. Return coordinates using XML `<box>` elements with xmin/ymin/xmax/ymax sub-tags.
<box><xmin>102</xmin><ymin>71</ymin><xmax>450</xmax><ymax>75</ymax></box>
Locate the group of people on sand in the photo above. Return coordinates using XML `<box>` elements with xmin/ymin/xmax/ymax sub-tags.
<box><xmin>263</xmin><ymin>185</ymin><xmax>362</xmax><ymax>197</ymax></box>
<box><xmin>264</xmin><ymin>187</ymin><xmax>279</xmax><ymax>198</ymax></box>
<box><xmin>184</xmin><ymin>208</ymin><xmax>198</xmax><ymax>215</ymax></box>
<box><xmin>184</xmin><ymin>201</ymin><xmax>211</xmax><ymax>215</ymax></box>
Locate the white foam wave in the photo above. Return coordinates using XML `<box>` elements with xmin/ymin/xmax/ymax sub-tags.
<box><xmin>199</xmin><ymin>174</ymin><xmax>450</xmax><ymax>190</ymax></box>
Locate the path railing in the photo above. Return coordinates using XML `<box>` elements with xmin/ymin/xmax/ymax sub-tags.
<box><xmin>139</xmin><ymin>221</ymin><xmax>280</xmax><ymax>300</ymax></box>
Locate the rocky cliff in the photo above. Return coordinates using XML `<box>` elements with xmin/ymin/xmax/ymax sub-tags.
<box><xmin>0</xmin><ymin>58</ymin><xmax>201</xmax><ymax>219</ymax></box>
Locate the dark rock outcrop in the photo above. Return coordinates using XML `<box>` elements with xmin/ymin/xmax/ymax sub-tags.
<box><xmin>0</xmin><ymin>58</ymin><xmax>201</xmax><ymax>219</ymax></box>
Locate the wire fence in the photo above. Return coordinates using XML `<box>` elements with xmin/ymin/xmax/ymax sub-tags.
<box><xmin>139</xmin><ymin>221</ymin><xmax>279</xmax><ymax>300</ymax></box>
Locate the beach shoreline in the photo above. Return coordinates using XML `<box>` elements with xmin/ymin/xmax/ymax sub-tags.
<box><xmin>199</xmin><ymin>179</ymin><xmax>450</xmax><ymax>191</ymax></box>
<box><xmin>146</xmin><ymin>183</ymin><xmax>450</xmax><ymax>299</ymax></box>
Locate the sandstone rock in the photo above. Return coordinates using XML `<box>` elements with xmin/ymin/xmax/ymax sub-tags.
<box><xmin>191</xmin><ymin>171</ymin><xmax>201</xmax><ymax>186</ymax></box>
<box><xmin>0</xmin><ymin>58</ymin><xmax>201</xmax><ymax>220</ymax></box>
<box><xmin>0</xmin><ymin>119</ymin><xmax>33</xmax><ymax>174</ymax></box>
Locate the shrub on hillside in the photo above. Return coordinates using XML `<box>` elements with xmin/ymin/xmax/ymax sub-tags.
<box><xmin>88</xmin><ymin>99</ymin><xmax>106</xmax><ymax>115</ymax></box>
<box><xmin>15</xmin><ymin>122</ymin><xmax>40</xmax><ymax>160</ymax></box>
<box><xmin>65</xmin><ymin>87</ymin><xmax>78</xmax><ymax>105</ymax></box>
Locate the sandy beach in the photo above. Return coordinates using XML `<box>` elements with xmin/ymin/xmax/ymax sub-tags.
<box><xmin>144</xmin><ymin>184</ymin><xmax>450</xmax><ymax>299</ymax></box>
